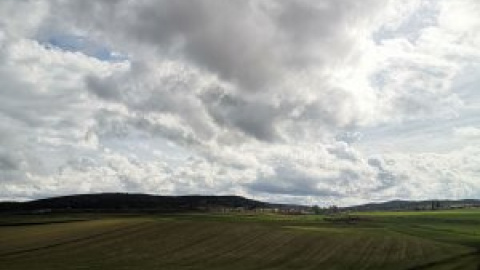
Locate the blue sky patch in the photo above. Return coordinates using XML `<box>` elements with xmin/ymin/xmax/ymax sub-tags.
<box><xmin>42</xmin><ymin>34</ymin><xmax>128</xmax><ymax>62</ymax></box>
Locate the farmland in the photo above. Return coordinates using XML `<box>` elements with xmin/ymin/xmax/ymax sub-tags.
<box><xmin>1</xmin><ymin>210</ymin><xmax>479</xmax><ymax>269</ymax></box>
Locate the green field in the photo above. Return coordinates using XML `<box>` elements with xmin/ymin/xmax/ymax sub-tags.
<box><xmin>1</xmin><ymin>210</ymin><xmax>479</xmax><ymax>269</ymax></box>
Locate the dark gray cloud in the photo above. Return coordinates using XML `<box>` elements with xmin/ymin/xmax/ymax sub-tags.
<box><xmin>248</xmin><ymin>180</ymin><xmax>340</xmax><ymax>197</ymax></box>
<box><xmin>246</xmin><ymin>166</ymin><xmax>342</xmax><ymax>197</ymax></box>
<box><xmin>202</xmin><ymin>92</ymin><xmax>289</xmax><ymax>141</ymax></box>
<box><xmin>0</xmin><ymin>153</ymin><xmax>22</xmax><ymax>171</ymax></box>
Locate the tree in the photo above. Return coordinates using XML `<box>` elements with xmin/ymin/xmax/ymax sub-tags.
<box><xmin>328</xmin><ymin>205</ymin><xmax>339</xmax><ymax>215</ymax></box>
<box><xmin>431</xmin><ymin>200</ymin><xmax>441</xmax><ymax>210</ymax></box>
<box><xmin>312</xmin><ymin>205</ymin><xmax>321</xmax><ymax>215</ymax></box>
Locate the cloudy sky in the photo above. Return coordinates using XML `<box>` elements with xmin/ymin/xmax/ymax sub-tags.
<box><xmin>0</xmin><ymin>0</ymin><xmax>479</xmax><ymax>206</ymax></box>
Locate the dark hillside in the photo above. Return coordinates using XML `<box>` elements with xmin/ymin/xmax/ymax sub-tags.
<box><xmin>0</xmin><ymin>193</ymin><xmax>269</xmax><ymax>213</ymax></box>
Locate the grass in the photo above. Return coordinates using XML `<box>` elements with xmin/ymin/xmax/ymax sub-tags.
<box><xmin>0</xmin><ymin>210</ymin><xmax>479</xmax><ymax>269</ymax></box>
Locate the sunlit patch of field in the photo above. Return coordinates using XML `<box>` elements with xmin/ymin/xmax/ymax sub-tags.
<box><xmin>0</xmin><ymin>210</ymin><xmax>479</xmax><ymax>270</ymax></box>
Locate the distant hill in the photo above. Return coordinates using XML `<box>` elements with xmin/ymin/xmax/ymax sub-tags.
<box><xmin>0</xmin><ymin>193</ymin><xmax>307</xmax><ymax>214</ymax></box>
<box><xmin>1</xmin><ymin>193</ymin><xmax>479</xmax><ymax>214</ymax></box>
<box><xmin>344</xmin><ymin>199</ymin><xmax>480</xmax><ymax>212</ymax></box>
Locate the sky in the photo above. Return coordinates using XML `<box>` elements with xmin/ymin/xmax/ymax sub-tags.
<box><xmin>0</xmin><ymin>0</ymin><xmax>479</xmax><ymax>206</ymax></box>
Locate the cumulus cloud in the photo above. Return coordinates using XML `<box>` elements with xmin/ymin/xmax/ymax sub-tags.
<box><xmin>0</xmin><ymin>0</ymin><xmax>479</xmax><ymax>205</ymax></box>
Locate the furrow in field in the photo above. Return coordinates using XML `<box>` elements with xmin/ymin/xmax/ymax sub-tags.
<box><xmin>0</xmin><ymin>220</ymin><xmax>152</xmax><ymax>258</ymax></box>
<box><xmin>174</xmin><ymin>224</ymin><xmax>267</xmax><ymax>265</ymax></box>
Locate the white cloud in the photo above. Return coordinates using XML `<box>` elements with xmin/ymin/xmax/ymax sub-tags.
<box><xmin>0</xmin><ymin>0</ymin><xmax>479</xmax><ymax>206</ymax></box>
